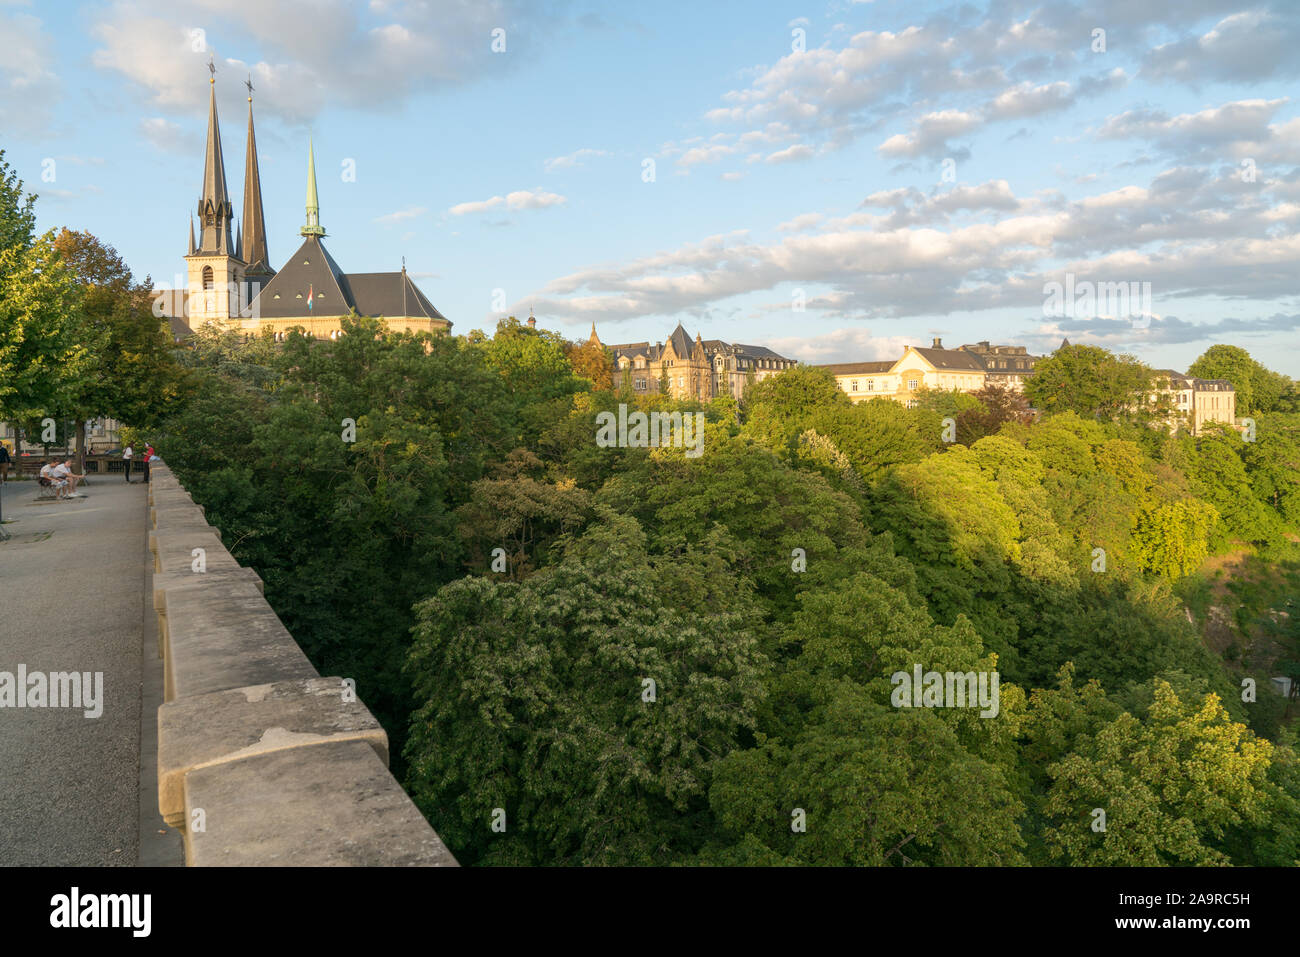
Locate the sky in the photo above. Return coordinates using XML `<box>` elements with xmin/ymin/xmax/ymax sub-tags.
<box><xmin>2</xmin><ymin>0</ymin><xmax>1298</xmax><ymax>374</ymax></box>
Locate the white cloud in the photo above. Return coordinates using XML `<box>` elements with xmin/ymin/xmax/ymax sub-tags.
<box><xmin>765</xmin><ymin>143</ymin><xmax>813</xmax><ymax>164</ymax></box>
<box><xmin>0</xmin><ymin>7</ymin><xmax>60</xmax><ymax>137</ymax></box>
<box><xmin>544</xmin><ymin>148</ymin><xmax>610</xmax><ymax>172</ymax></box>
<box><xmin>88</xmin><ymin>0</ymin><xmax>552</xmax><ymax>126</ymax></box>
<box><xmin>449</xmin><ymin>189</ymin><xmax>566</xmax><ymax>216</ymax></box>
<box><xmin>878</xmin><ymin>110</ymin><xmax>981</xmax><ymax>159</ymax></box>
<box><xmin>139</xmin><ymin>116</ymin><xmax>201</xmax><ymax>154</ymax></box>
<box><xmin>373</xmin><ymin>205</ymin><xmax>427</xmax><ymax>224</ymax></box>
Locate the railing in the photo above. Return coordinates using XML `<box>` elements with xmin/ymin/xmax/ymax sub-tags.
<box><xmin>147</xmin><ymin>461</ymin><xmax>457</xmax><ymax>866</ymax></box>
<box><xmin>11</xmin><ymin>454</ymin><xmax>129</xmax><ymax>476</ymax></box>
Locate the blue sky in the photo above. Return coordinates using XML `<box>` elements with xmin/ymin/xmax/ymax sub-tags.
<box><xmin>3</xmin><ymin>0</ymin><xmax>1299</xmax><ymax>373</ymax></box>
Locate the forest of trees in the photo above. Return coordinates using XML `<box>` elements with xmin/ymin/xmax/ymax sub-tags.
<box><xmin>149</xmin><ymin>314</ymin><xmax>1300</xmax><ymax>867</ymax></box>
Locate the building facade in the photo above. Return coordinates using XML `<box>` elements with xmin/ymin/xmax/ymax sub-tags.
<box><xmin>1154</xmin><ymin>371</ymin><xmax>1237</xmax><ymax>434</ymax></box>
<box><xmin>818</xmin><ymin>338</ymin><xmax>991</xmax><ymax>407</ymax></box>
<box><xmin>160</xmin><ymin>74</ymin><xmax>450</xmax><ymax>340</ymax></box>
<box><xmin>600</xmin><ymin>322</ymin><xmax>796</xmax><ymax>401</ymax></box>
<box><xmin>956</xmin><ymin>341</ymin><xmax>1040</xmax><ymax>391</ymax></box>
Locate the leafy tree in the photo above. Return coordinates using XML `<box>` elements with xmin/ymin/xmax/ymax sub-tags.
<box><xmin>51</xmin><ymin>228</ymin><xmax>189</xmax><ymax>468</ymax></box>
<box><xmin>0</xmin><ymin>232</ymin><xmax>89</xmax><ymax>428</ymax></box>
<box><xmin>1025</xmin><ymin>344</ymin><xmax>1155</xmax><ymax>421</ymax></box>
<box><xmin>1188</xmin><ymin>344</ymin><xmax>1289</xmax><ymax>414</ymax></box>
<box><xmin>0</xmin><ymin>150</ymin><xmax>36</xmax><ymax>277</ymax></box>
<box><xmin>1041</xmin><ymin>680</ymin><xmax>1275</xmax><ymax>865</ymax></box>
<box><xmin>405</xmin><ymin>510</ymin><xmax>767</xmax><ymax>865</ymax></box>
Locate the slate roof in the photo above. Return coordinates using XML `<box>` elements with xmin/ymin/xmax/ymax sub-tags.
<box><xmin>605</xmin><ymin>326</ymin><xmax>794</xmax><ymax>366</ymax></box>
<box><xmin>249</xmin><ymin>236</ymin><xmax>446</xmax><ymax>321</ymax></box>
<box><xmin>908</xmin><ymin>346</ymin><xmax>987</xmax><ymax>371</ymax></box>
<box><xmin>817</xmin><ymin>361</ymin><xmax>895</xmax><ymax>375</ymax></box>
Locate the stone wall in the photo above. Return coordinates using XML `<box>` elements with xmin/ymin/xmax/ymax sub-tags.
<box><xmin>148</xmin><ymin>462</ymin><xmax>457</xmax><ymax>866</ymax></box>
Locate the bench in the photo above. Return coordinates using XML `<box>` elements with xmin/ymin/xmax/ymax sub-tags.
<box><xmin>35</xmin><ymin>478</ymin><xmax>63</xmax><ymax>501</ymax></box>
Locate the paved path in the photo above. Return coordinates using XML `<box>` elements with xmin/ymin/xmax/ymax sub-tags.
<box><xmin>0</xmin><ymin>475</ymin><xmax>177</xmax><ymax>865</ymax></box>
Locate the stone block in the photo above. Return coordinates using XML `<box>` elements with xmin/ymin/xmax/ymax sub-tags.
<box><xmin>184</xmin><ymin>739</ymin><xmax>458</xmax><ymax>866</ymax></box>
<box><xmin>158</xmin><ymin>676</ymin><xmax>388</xmax><ymax>828</ymax></box>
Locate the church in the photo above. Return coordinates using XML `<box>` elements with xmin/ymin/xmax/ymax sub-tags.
<box><xmin>161</xmin><ymin>69</ymin><xmax>450</xmax><ymax>340</ymax></box>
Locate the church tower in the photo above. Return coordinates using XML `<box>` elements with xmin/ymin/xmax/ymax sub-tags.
<box><xmin>241</xmin><ymin>78</ymin><xmax>274</xmax><ymax>299</ymax></box>
<box><xmin>185</xmin><ymin>65</ymin><xmax>246</xmax><ymax>324</ymax></box>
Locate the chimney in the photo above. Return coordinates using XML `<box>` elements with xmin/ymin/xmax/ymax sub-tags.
<box><xmin>932</xmin><ymin>336</ymin><xmax>943</xmax><ymax>349</ymax></box>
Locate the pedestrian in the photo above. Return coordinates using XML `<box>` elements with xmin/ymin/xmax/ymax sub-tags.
<box><xmin>143</xmin><ymin>444</ymin><xmax>154</xmax><ymax>484</ymax></box>
<box><xmin>0</xmin><ymin>442</ymin><xmax>10</xmax><ymax>484</ymax></box>
<box><xmin>123</xmin><ymin>443</ymin><xmax>134</xmax><ymax>483</ymax></box>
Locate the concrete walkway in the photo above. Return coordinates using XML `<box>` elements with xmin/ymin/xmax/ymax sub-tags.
<box><xmin>0</xmin><ymin>475</ymin><xmax>181</xmax><ymax>865</ymax></box>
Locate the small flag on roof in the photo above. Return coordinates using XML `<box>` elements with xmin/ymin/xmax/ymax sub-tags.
<box><xmin>307</xmin><ymin>284</ymin><xmax>314</xmax><ymax>311</ymax></box>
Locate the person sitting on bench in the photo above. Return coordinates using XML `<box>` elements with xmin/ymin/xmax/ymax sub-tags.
<box><xmin>38</xmin><ymin>460</ymin><xmax>69</xmax><ymax>500</ymax></box>
<box><xmin>52</xmin><ymin>458</ymin><xmax>86</xmax><ymax>497</ymax></box>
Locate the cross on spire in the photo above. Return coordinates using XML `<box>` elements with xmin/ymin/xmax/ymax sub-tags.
<box><xmin>244</xmin><ymin>74</ymin><xmax>254</xmax><ymax>100</ymax></box>
<box><xmin>207</xmin><ymin>56</ymin><xmax>216</xmax><ymax>83</ymax></box>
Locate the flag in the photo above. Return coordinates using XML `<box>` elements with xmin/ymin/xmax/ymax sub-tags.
<box><xmin>307</xmin><ymin>283</ymin><xmax>314</xmax><ymax>311</ymax></box>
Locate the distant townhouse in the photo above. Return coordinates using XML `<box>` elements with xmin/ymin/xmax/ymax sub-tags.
<box><xmin>818</xmin><ymin>337</ymin><xmax>995</xmax><ymax>407</ymax></box>
<box><xmin>1154</xmin><ymin>371</ymin><xmax>1236</xmax><ymax>435</ymax></box>
<box><xmin>956</xmin><ymin>340</ymin><xmax>1040</xmax><ymax>391</ymax></box>
<box><xmin>597</xmin><ymin>322</ymin><xmax>797</xmax><ymax>402</ymax></box>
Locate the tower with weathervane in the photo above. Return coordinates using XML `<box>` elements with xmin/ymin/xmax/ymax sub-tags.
<box><xmin>183</xmin><ymin>59</ymin><xmax>253</xmax><ymax>325</ymax></box>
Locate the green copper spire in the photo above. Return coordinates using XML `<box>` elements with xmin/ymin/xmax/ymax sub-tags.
<box><xmin>301</xmin><ymin>135</ymin><xmax>325</xmax><ymax>237</ymax></box>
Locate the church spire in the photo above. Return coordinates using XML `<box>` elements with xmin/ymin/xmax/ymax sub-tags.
<box><xmin>301</xmin><ymin>136</ymin><xmax>325</xmax><ymax>237</ymax></box>
<box><xmin>241</xmin><ymin>78</ymin><xmax>271</xmax><ymax>273</ymax></box>
<box><xmin>196</xmin><ymin>61</ymin><xmax>236</xmax><ymax>256</ymax></box>
<box><xmin>188</xmin><ymin>214</ymin><xmax>195</xmax><ymax>255</ymax></box>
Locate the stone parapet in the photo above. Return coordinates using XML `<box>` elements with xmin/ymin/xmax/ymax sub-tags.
<box><xmin>148</xmin><ymin>460</ymin><xmax>457</xmax><ymax>866</ymax></box>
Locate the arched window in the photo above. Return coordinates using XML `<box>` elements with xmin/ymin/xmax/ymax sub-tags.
<box><xmin>202</xmin><ymin>266</ymin><xmax>214</xmax><ymax>290</ymax></box>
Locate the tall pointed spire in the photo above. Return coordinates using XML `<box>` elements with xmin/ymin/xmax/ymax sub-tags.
<box><xmin>196</xmin><ymin>63</ymin><xmax>236</xmax><ymax>256</ymax></box>
<box><xmin>301</xmin><ymin>136</ymin><xmax>325</xmax><ymax>237</ymax></box>
<box><xmin>188</xmin><ymin>214</ymin><xmax>196</xmax><ymax>255</ymax></box>
<box><xmin>241</xmin><ymin>79</ymin><xmax>272</xmax><ymax>274</ymax></box>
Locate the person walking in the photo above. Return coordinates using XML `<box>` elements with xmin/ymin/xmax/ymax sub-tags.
<box><xmin>0</xmin><ymin>442</ymin><xmax>10</xmax><ymax>484</ymax></box>
<box><xmin>123</xmin><ymin>443</ymin><xmax>134</xmax><ymax>483</ymax></box>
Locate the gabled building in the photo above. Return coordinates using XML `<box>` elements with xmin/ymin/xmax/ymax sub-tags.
<box><xmin>160</xmin><ymin>73</ymin><xmax>449</xmax><ymax>340</ymax></box>
<box><xmin>818</xmin><ymin>337</ymin><xmax>990</xmax><ymax>406</ymax></box>
<box><xmin>598</xmin><ymin>322</ymin><xmax>796</xmax><ymax>401</ymax></box>
<box><xmin>1154</xmin><ymin>371</ymin><xmax>1236</xmax><ymax>435</ymax></box>
<box><xmin>957</xmin><ymin>341</ymin><xmax>1040</xmax><ymax>392</ymax></box>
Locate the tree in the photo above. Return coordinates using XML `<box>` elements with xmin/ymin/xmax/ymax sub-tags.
<box><xmin>51</xmin><ymin>228</ymin><xmax>189</xmax><ymax>469</ymax></box>
<box><xmin>565</xmin><ymin>336</ymin><xmax>613</xmax><ymax>391</ymax></box>
<box><xmin>404</xmin><ymin>509</ymin><xmax>767</xmax><ymax>865</ymax></box>
<box><xmin>1041</xmin><ymin>680</ymin><xmax>1275</xmax><ymax>865</ymax></box>
<box><xmin>0</xmin><ymin>150</ymin><xmax>36</xmax><ymax>279</ymax></box>
<box><xmin>0</xmin><ymin>232</ymin><xmax>88</xmax><ymax>428</ymax></box>
<box><xmin>1188</xmin><ymin>344</ymin><xmax>1292</xmax><ymax>415</ymax></box>
<box><xmin>1025</xmin><ymin>344</ymin><xmax>1155</xmax><ymax>421</ymax></box>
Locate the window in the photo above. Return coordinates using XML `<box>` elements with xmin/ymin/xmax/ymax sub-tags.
<box><xmin>635</xmin><ymin>378</ymin><xmax>646</xmax><ymax>391</ymax></box>
<box><xmin>908</xmin><ymin>378</ymin><xmax>918</xmax><ymax>390</ymax></box>
<box><xmin>851</xmin><ymin>380</ymin><xmax>859</xmax><ymax>392</ymax></box>
<box><xmin>202</xmin><ymin>266</ymin><xmax>214</xmax><ymax>290</ymax></box>
<box><xmin>867</xmin><ymin>380</ymin><xmax>874</xmax><ymax>392</ymax></box>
